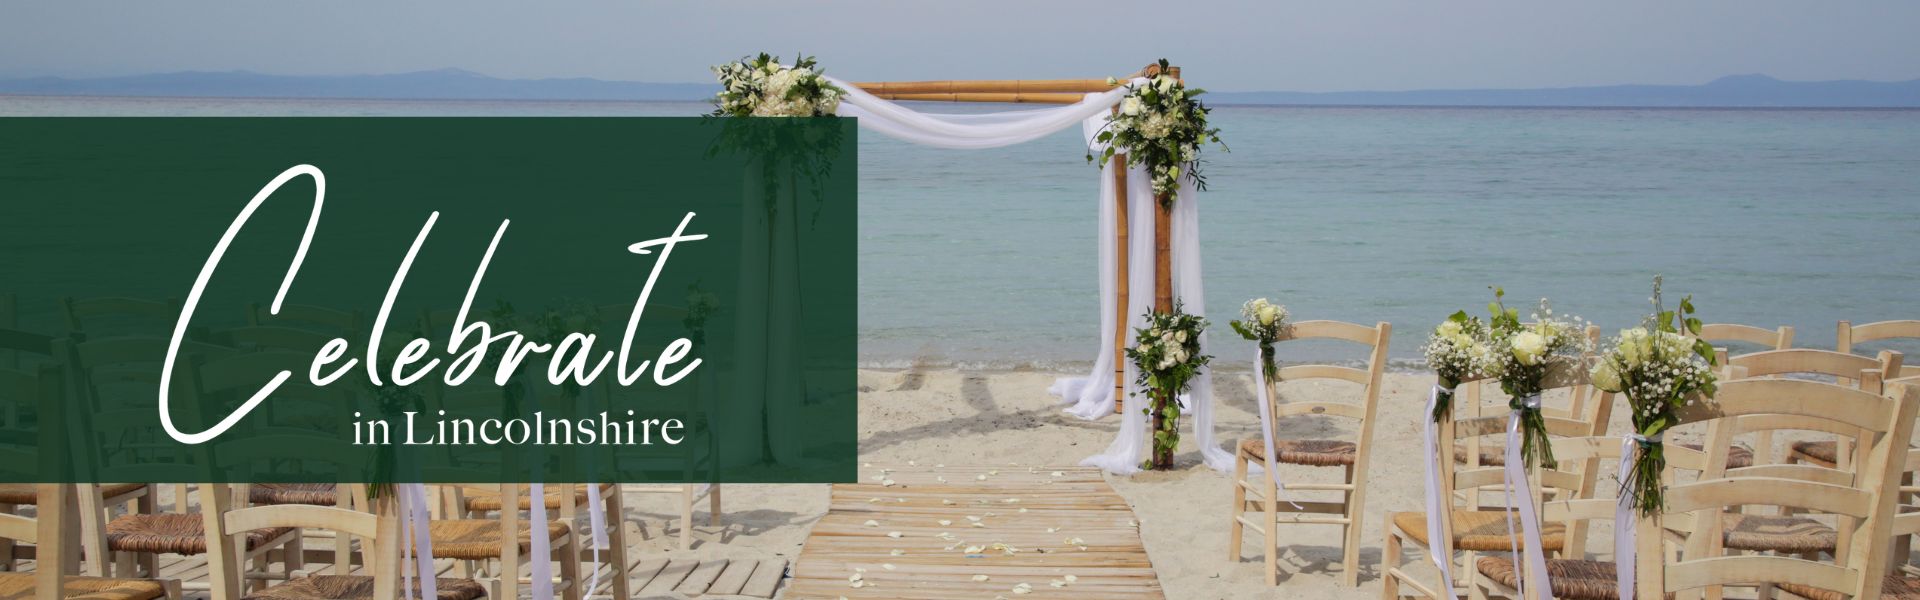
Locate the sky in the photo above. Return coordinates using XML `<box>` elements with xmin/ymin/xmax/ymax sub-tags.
<box><xmin>4</xmin><ymin>1</ymin><xmax>1917</xmax><ymax>92</ymax></box>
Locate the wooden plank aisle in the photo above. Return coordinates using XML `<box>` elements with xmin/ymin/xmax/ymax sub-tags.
<box><xmin>787</xmin><ymin>464</ymin><xmax>1165</xmax><ymax>599</ymax></box>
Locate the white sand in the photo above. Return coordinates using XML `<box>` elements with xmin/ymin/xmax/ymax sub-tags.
<box><xmin>636</xmin><ymin>367</ymin><xmax>1488</xmax><ymax>599</ymax></box>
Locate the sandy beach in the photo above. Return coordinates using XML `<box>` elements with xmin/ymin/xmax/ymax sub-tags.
<box><xmin>626</xmin><ymin>367</ymin><xmax>1605</xmax><ymax>599</ymax></box>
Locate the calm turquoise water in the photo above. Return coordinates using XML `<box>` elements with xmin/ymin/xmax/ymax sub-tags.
<box><xmin>7</xmin><ymin>96</ymin><xmax>1918</xmax><ymax>367</ymax></box>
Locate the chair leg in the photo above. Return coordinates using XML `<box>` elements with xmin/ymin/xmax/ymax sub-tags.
<box><xmin>605</xmin><ymin>487</ymin><xmax>632</xmax><ymax>600</ymax></box>
<box><xmin>708</xmin><ymin>484</ymin><xmax>722</xmax><ymax>526</ymax></box>
<box><xmin>0</xmin><ymin>504</ymin><xmax>13</xmax><ymax>572</ymax></box>
<box><xmin>1228</xmin><ymin>454</ymin><xmax>1247</xmax><ymax>562</ymax></box>
<box><xmin>1343</xmin><ymin>464</ymin><xmax>1362</xmax><ymax>587</ymax></box>
<box><xmin>1263</xmin><ymin>481</ymin><xmax>1278</xmax><ymax>586</ymax></box>
<box><xmin>679</xmin><ymin>487</ymin><xmax>695</xmax><ymax>550</ymax></box>
<box><xmin>1381</xmin><ymin>527</ymin><xmax>1402</xmax><ymax>600</ymax></box>
<box><xmin>558</xmin><ymin>532</ymin><xmax>583</xmax><ymax>600</ymax></box>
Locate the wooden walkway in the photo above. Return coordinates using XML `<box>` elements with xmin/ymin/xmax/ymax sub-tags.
<box><xmin>788</xmin><ymin>464</ymin><xmax>1165</xmax><ymax>599</ymax></box>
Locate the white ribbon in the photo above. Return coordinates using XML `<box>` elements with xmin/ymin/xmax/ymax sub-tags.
<box><xmin>1251</xmin><ymin>348</ymin><xmax>1302</xmax><ymax>509</ymax></box>
<box><xmin>530</xmin><ymin>482</ymin><xmax>554</xmax><ymax>599</ymax></box>
<box><xmin>1615</xmin><ymin>432</ymin><xmax>1657</xmax><ymax>600</ymax></box>
<box><xmin>1502</xmin><ymin>394</ymin><xmax>1556</xmax><ymax>600</ymax></box>
<box><xmin>585</xmin><ymin>484</ymin><xmax>609</xmax><ymax>595</ymax></box>
<box><xmin>1422</xmin><ymin>385</ymin><xmax>1461</xmax><ymax>600</ymax></box>
<box><xmin>399</xmin><ymin>483</ymin><xmax>437</xmax><ymax>600</ymax></box>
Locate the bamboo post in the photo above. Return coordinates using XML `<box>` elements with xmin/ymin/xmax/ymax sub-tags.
<box><xmin>1112</xmin><ymin>109</ymin><xmax>1130</xmax><ymax>415</ymax></box>
<box><xmin>1151</xmin><ymin>190</ymin><xmax>1174</xmax><ymax>468</ymax></box>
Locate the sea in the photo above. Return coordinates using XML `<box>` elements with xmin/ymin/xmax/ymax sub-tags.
<box><xmin>6</xmin><ymin>95</ymin><xmax>1918</xmax><ymax>369</ymax></box>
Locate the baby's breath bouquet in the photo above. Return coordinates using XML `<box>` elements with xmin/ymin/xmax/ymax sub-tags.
<box><xmin>682</xmin><ymin>283</ymin><xmax>721</xmax><ymax>349</ymax></box>
<box><xmin>1479</xmin><ymin>288</ymin><xmax>1590</xmax><ymax>469</ymax></box>
<box><xmin>1090</xmin><ymin>59</ymin><xmax>1227</xmax><ymax>200</ymax></box>
<box><xmin>1422</xmin><ymin>311</ymin><xmax>1491</xmax><ymax>422</ymax></box>
<box><xmin>710</xmin><ymin>53</ymin><xmax>845</xmax><ymax>117</ymax></box>
<box><xmin>1591</xmin><ymin>278</ymin><xmax>1717</xmax><ymax>516</ymax></box>
<box><xmin>1229</xmin><ymin>298</ymin><xmax>1289</xmax><ymax>383</ymax></box>
<box><xmin>534</xmin><ymin>300</ymin><xmax>602</xmax><ymax>400</ymax></box>
<box><xmin>1127</xmin><ymin>304</ymin><xmax>1212</xmax><ymax>470</ymax></box>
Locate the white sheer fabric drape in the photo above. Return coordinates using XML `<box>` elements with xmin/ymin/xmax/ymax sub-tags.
<box><xmin>833</xmin><ymin>80</ymin><xmax>1230</xmax><ymax>474</ymax></box>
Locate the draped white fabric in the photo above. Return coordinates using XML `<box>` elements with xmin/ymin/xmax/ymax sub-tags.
<box><xmin>833</xmin><ymin>80</ymin><xmax>1231</xmax><ymax>474</ymax></box>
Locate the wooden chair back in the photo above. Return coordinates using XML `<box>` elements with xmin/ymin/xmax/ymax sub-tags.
<box><xmin>202</xmin><ymin>482</ymin><xmax>401</xmax><ymax>600</ymax></box>
<box><xmin>1724</xmin><ymin>348</ymin><xmax>1901</xmax><ymax>472</ymax></box>
<box><xmin>1257</xmin><ymin>320</ymin><xmax>1391</xmax><ymax>470</ymax></box>
<box><xmin>1841</xmin><ymin>320</ymin><xmax>1920</xmax><ymax>381</ymax></box>
<box><xmin>1636</xmin><ymin>380</ymin><xmax>1920</xmax><ymax>599</ymax></box>
<box><xmin>244</xmin><ymin>302</ymin><xmax>363</xmax><ymax>337</ymax></box>
<box><xmin>60</xmin><ymin>296</ymin><xmax>179</xmax><ymax>340</ymax></box>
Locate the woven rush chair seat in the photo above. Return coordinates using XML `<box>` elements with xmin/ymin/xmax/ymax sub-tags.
<box><xmin>1475</xmin><ymin>556</ymin><xmax>1672</xmax><ymax>600</ymax></box>
<box><xmin>244</xmin><ymin>575</ymin><xmax>487</xmax><ymax>600</ymax></box>
<box><xmin>250</xmin><ymin>483</ymin><xmax>338</xmax><ymax>506</ymax></box>
<box><xmin>1454</xmin><ymin>442</ymin><xmax>1752</xmax><ymax>469</ymax></box>
<box><xmin>0</xmin><ymin>571</ymin><xmax>167</xmax><ymax>600</ymax></box>
<box><xmin>1389</xmin><ymin>510</ymin><xmax>1567</xmax><ymax>552</ymax></box>
<box><xmin>1781</xmin><ymin>573</ymin><xmax>1920</xmax><ymax>600</ymax></box>
<box><xmin>427</xmin><ymin>519</ymin><xmax>570</xmax><ymax>561</ymax></box>
<box><xmin>460</xmin><ymin>483</ymin><xmax>609</xmax><ymax>512</ymax></box>
<box><xmin>1237</xmin><ymin>438</ymin><xmax>1357</xmax><ymax>467</ymax></box>
<box><xmin>1790</xmin><ymin>440</ymin><xmax>1841</xmax><ymax>467</ymax></box>
<box><xmin>0</xmin><ymin>482</ymin><xmax>142</xmax><ymax>505</ymax></box>
<box><xmin>106</xmin><ymin>512</ymin><xmax>291</xmax><ymax>555</ymax></box>
<box><xmin>1720</xmin><ymin>513</ymin><xmax>1838</xmax><ymax>553</ymax></box>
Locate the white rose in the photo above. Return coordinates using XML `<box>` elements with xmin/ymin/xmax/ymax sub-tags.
<box><xmin>1258</xmin><ymin>304</ymin><xmax>1282</xmax><ymax>326</ymax></box>
<box><xmin>1121</xmin><ymin>97</ymin><xmax>1144</xmax><ymax>116</ymax></box>
<box><xmin>1174</xmin><ymin>330</ymin><xmax>1188</xmax><ymax>343</ymax></box>
<box><xmin>1510</xmin><ymin>331</ymin><xmax>1548</xmax><ymax>366</ymax></box>
<box><xmin>1436</xmin><ymin>320</ymin><xmax>1461</xmax><ymax>337</ymax></box>
<box><xmin>1155</xmin><ymin>76</ymin><xmax>1175</xmax><ymax>93</ymax></box>
<box><xmin>1590</xmin><ymin>359</ymin><xmax>1623</xmax><ymax>393</ymax></box>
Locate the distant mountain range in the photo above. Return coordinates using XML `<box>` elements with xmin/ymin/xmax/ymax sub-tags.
<box><xmin>2</xmin><ymin>69</ymin><xmax>1915</xmax><ymax>108</ymax></box>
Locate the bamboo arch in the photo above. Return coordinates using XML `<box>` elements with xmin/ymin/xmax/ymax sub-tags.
<box><xmin>853</xmin><ymin>63</ymin><xmax>1183</xmax><ymax>415</ymax></box>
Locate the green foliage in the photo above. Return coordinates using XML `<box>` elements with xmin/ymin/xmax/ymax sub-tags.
<box><xmin>1087</xmin><ymin>58</ymin><xmax>1228</xmax><ymax>200</ymax></box>
<box><xmin>1126</xmin><ymin>303</ymin><xmax>1212</xmax><ymax>468</ymax></box>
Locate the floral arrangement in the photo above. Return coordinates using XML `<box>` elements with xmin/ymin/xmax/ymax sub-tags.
<box><xmin>711</xmin><ymin>53</ymin><xmax>846</xmax><ymax>118</ymax></box>
<box><xmin>1590</xmin><ymin>277</ymin><xmax>1717</xmax><ymax>516</ymax></box>
<box><xmin>1477</xmin><ymin>288</ymin><xmax>1590</xmax><ymax>469</ymax></box>
<box><xmin>1090</xmin><ymin>59</ymin><xmax>1227</xmax><ymax>199</ymax></box>
<box><xmin>682</xmin><ymin>283</ymin><xmax>721</xmax><ymax>349</ymax></box>
<box><xmin>1229</xmin><ymin>298</ymin><xmax>1289</xmax><ymax>383</ymax></box>
<box><xmin>1126</xmin><ymin>304</ymin><xmax>1212</xmax><ymax>469</ymax></box>
<box><xmin>534</xmin><ymin>300</ymin><xmax>602</xmax><ymax>400</ymax></box>
<box><xmin>1422</xmin><ymin>311</ymin><xmax>1492</xmax><ymax>422</ymax></box>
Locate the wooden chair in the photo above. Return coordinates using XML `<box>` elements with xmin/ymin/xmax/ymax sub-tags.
<box><xmin>1227</xmin><ymin>320</ymin><xmax>1389</xmax><ymax>587</ymax></box>
<box><xmin>243</xmin><ymin>303</ymin><xmax>363</xmax><ymax>338</ymax></box>
<box><xmin>1631</xmin><ymin>379</ymin><xmax>1919</xmax><ymax>599</ymax></box>
<box><xmin>1380</xmin><ymin>363</ymin><xmax>1614</xmax><ymax>600</ymax></box>
<box><xmin>0</xmin><ymin>329</ymin><xmax>151</xmax><ymax>574</ymax></box>
<box><xmin>411</xmin><ymin>469</ymin><xmax>584</xmax><ymax>600</ymax></box>
<box><xmin>1841</xmin><ymin>320</ymin><xmax>1920</xmax><ymax>382</ymax></box>
<box><xmin>60</xmin><ymin>297</ymin><xmax>180</xmax><ymax>341</ymax></box>
<box><xmin>1693</xmin><ymin>323</ymin><xmax>1793</xmax><ymax>469</ymax></box>
<box><xmin>68</xmin><ymin>349</ymin><xmax>306</xmax><ymax>587</ymax></box>
<box><xmin>1742</xmin><ymin>349</ymin><xmax>1905</xmax><ymax>471</ymax></box>
<box><xmin>0</xmin><ymin>483</ymin><xmax>181</xmax><ymax>600</ymax></box>
<box><xmin>1467</xmin><ymin>375</ymin><xmax>1918</xmax><ymax>600</ymax></box>
<box><xmin>201</xmin><ymin>482</ymin><xmax>485</xmax><ymax>600</ymax></box>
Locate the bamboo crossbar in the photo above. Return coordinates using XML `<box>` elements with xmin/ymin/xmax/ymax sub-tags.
<box><xmin>853</xmin><ymin>78</ymin><xmax>1120</xmax><ymax>95</ymax></box>
<box><xmin>859</xmin><ymin>91</ymin><xmax>1091</xmax><ymax>104</ymax></box>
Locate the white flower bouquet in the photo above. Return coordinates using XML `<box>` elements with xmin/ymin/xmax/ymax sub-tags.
<box><xmin>1422</xmin><ymin>311</ymin><xmax>1492</xmax><ymax>422</ymax></box>
<box><xmin>1229</xmin><ymin>298</ymin><xmax>1290</xmax><ymax>383</ymax></box>
<box><xmin>1479</xmin><ymin>288</ymin><xmax>1591</xmax><ymax>469</ymax></box>
<box><xmin>711</xmin><ymin>53</ymin><xmax>846</xmax><ymax>118</ymax></box>
<box><xmin>1591</xmin><ymin>278</ymin><xmax>1717</xmax><ymax>516</ymax></box>
<box><xmin>1126</xmin><ymin>304</ymin><xmax>1212</xmax><ymax>470</ymax></box>
<box><xmin>1089</xmin><ymin>59</ymin><xmax>1227</xmax><ymax>199</ymax></box>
